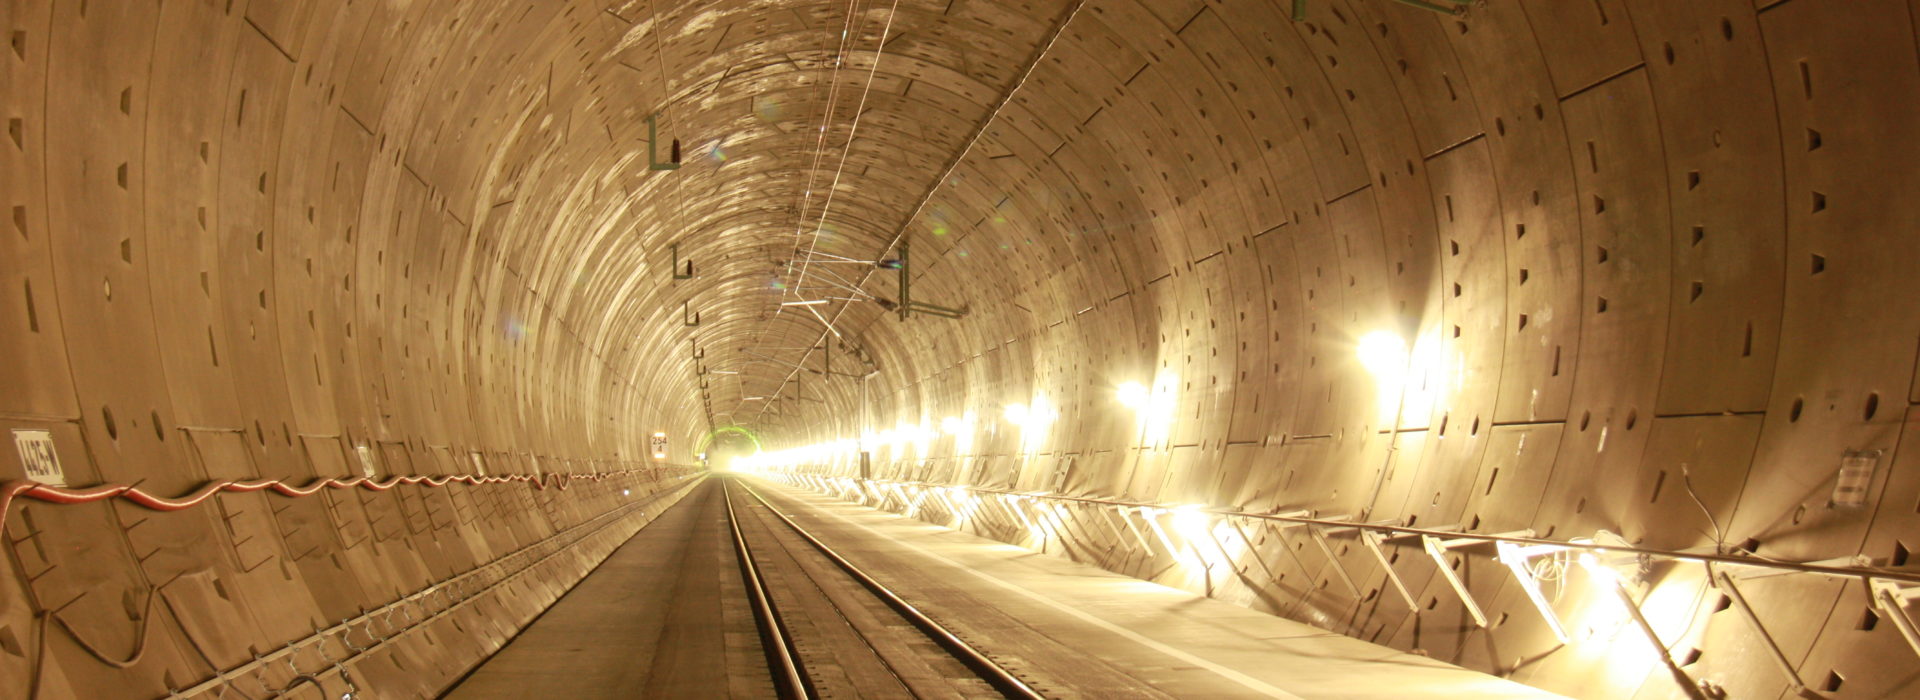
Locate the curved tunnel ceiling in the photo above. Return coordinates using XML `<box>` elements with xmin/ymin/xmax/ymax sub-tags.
<box><xmin>5</xmin><ymin>0</ymin><xmax>1920</xmax><ymax>697</ymax></box>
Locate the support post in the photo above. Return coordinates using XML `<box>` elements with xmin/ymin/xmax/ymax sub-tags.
<box><xmin>1421</xmin><ymin>535</ymin><xmax>1489</xmax><ymax>627</ymax></box>
<box><xmin>1713</xmin><ymin>570</ymin><xmax>1804</xmax><ymax>693</ymax></box>
<box><xmin>1360</xmin><ymin>531</ymin><xmax>1421</xmax><ymax>611</ymax></box>
<box><xmin>1495</xmin><ymin>540</ymin><xmax>1570</xmax><ymax>642</ymax></box>
<box><xmin>1307</xmin><ymin>524</ymin><xmax>1364</xmax><ymax>598</ymax></box>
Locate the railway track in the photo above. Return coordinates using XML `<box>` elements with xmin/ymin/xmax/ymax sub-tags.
<box><xmin>722</xmin><ymin>477</ymin><xmax>1046</xmax><ymax>699</ymax></box>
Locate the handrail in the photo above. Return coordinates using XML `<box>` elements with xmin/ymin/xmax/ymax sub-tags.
<box><xmin>776</xmin><ymin>470</ymin><xmax>1920</xmax><ymax>697</ymax></box>
<box><xmin>808</xmin><ymin>474</ymin><xmax>1920</xmax><ymax>585</ymax></box>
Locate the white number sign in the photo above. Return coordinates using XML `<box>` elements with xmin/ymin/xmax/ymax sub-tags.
<box><xmin>14</xmin><ymin>429</ymin><xmax>64</xmax><ymax>486</ymax></box>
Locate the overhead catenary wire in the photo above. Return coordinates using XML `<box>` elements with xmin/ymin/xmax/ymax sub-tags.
<box><xmin>785</xmin><ymin>0</ymin><xmax>904</xmax><ymax>304</ymax></box>
<box><xmin>767</xmin><ymin>0</ymin><xmax>869</xmax><ymax>326</ymax></box>
<box><xmin>782</xmin><ymin>0</ymin><xmax>871</xmax><ymax>269</ymax></box>
<box><xmin>741</xmin><ymin>0</ymin><xmax>881</xmax><ymax>409</ymax></box>
<box><xmin>751</xmin><ymin>0</ymin><xmax>1092</xmax><ymax>425</ymax></box>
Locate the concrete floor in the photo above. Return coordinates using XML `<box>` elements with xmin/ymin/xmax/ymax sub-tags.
<box><xmin>444</xmin><ymin>482</ymin><xmax>772</xmax><ymax>699</ymax></box>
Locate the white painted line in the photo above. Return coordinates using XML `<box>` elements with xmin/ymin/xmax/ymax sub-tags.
<box><xmin>769</xmin><ymin>486</ymin><xmax>1307</xmax><ymax>700</ymax></box>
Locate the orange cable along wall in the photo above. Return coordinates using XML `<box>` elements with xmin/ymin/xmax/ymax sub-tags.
<box><xmin>1</xmin><ymin>465</ymin><xmax>704</xmax><ymax>699</ymax></box>
<box><xmin>0</xmin><ymin>0</ymin><xmax>712</xmax><ymax>696</ymax></box>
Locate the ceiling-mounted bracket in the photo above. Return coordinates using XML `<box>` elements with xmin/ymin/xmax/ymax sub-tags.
<box><xmin>648</xmin><ymin>112</ymin><xmax>681</xmax><ymax>171</ymax></box>
<box><xmin>671</xmin><ymin>241</ymin><xmax>695</xmax><ymax>280</ymax></box>
<box><xmin>895</xmin><ymin>243</ymin><xmax>969</xmax><ymax>321</ymax></box>
<box><xmin>817</xmin><ymin>335</ymin><xmax>869</xmax><ymax>378</ymax></box>
<box><xmin>683</xmin><ymin>301</ymin><xmax>700</xmax><ymax>327</ymax></box>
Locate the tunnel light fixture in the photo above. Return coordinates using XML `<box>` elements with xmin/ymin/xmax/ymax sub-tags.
<box><xmin>1117</xmin><ymin>381</ymin><xmax>1149</xmax><ymax>410</ymax></box>
<box><xmin>1496</xmin><ymin>539</ymin><xmax>1574</xmax><ymax>643</ymax></box>
<box><xmin>773</xmin><ymin>474</ymin><xmax>1909</xmax><ymax>700</ymax></box>
<box><xmin>780</xmin><ymin>299</ymin><xmax>830</xmax><ymax>306</ymax></box>
<box><xmin>1579</xmin><ymin>552</ymin><xmax>1621</xmax><ymax>586</ymax></box>
<box><xmin>1170</xmin><ymin>504</ymin><xmax>1212</xmax><ymax>539</ymax></box>
<box><xmin>1004</xmin><ymin>399</ymin><xmax>1057</xmax><ymax>427</ymax></box>
<box><xmin>1356</xmin><ymin>330</ymin><xmax>1410</xmax><ymax>377</ymax></box>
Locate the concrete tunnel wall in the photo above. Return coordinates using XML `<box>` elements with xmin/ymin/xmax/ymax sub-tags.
<box><xmin>2</xmin><ymin>0</ymin><xmax>1919</xmax><ymax>698</ymax></box>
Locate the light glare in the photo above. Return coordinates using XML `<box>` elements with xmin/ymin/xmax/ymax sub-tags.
<box><xmin>1357</xmin><ymin>331</ymin><xmax>1409</xmax><ymax>377</ymax></box>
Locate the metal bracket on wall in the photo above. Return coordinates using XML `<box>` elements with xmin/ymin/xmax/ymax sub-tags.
<box><xmin>1305</xmin><ymin>517</ymin><xmax>1364</xmax><ymax>598</ymax></box>
<box><xmin>1420</xmin><ymin>534</ymin><xmax>1493</xmax><ymax>628</ymax></box>
<box><xmin>1361</xmin><ymin>530</ymin><xmax>1421</xmax><ymax>611</ymax></box>
<box><xmin>670</xmin><ymin>241</ymin><xmax>694</xmax><ymax>280</ymax></box>
<box><xmin>1494</xmin><ymin>539</ymin><xmax>1571</xmax><ymax>642</ymax></box>
<box><xmin>683</xmin><ymin>301</ymin><xmax>700</xmax><ymax>327</ymax></box>
<box><xmin>895</xmin><ymin>243</ymin><xmax>969</xmax><ymax>320</ymax></box>
<box><xmin>816</xmin><ymin>339</ymin><xmax>869</xmax><ymax>378</ymax></box>
<box><xmin>1712</xmin><ymin>570</ymin><xmax>1807</xmax><ymax>693</ymax></box>
<box><xmin>1870</xmin><ymin>577</ymin><xmax>1920</xmax><ymax>662</ymax></box>
<box><xmin>647</xmin><ymin>112</ymin><xmax>680</xmax><ymax>171</ymax></box>
<box><xmin>1225</xmin><ymin>518</ymin><xmax>1276</xmax><ymax>581</ymax></box>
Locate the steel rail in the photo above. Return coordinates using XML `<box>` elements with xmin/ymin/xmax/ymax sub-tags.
<box><xmin>723</xmin><ymin>479</ymin><xmax>813</xmax><ymax>698</ymax></box>
<box><xmin>733</xmin><ymin>478</ymin><xmax>1045</xmax><ymax>699</ymax></box>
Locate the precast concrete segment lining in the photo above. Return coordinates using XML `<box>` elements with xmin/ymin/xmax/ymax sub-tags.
<box><xmin>2</xmin><ymin>0</ymin><xmax>1919</xmax><ymax>698</ymax></box>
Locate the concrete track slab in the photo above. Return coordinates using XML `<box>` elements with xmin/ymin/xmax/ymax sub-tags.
<box><xmin>444</xmin><ymin>481</ymin><xmax>773</xmax><ymax>699</ymax></box>
<box><xmin>743</xmin><ymin>477</ymin><xmax>1565</xmax><ymax>700</ymax></box>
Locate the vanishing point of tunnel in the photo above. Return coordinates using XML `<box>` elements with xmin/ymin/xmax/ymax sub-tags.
<box><xmin>3</xmin><ymin>0</ymin><xmax>1920</xmax><ymax>698</ymax></box>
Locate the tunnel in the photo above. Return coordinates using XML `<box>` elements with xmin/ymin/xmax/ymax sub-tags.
<box><xmin>4</xmin><ymin>0</ymin><xmax>1920</xmax><ymax>697</ymax></box>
